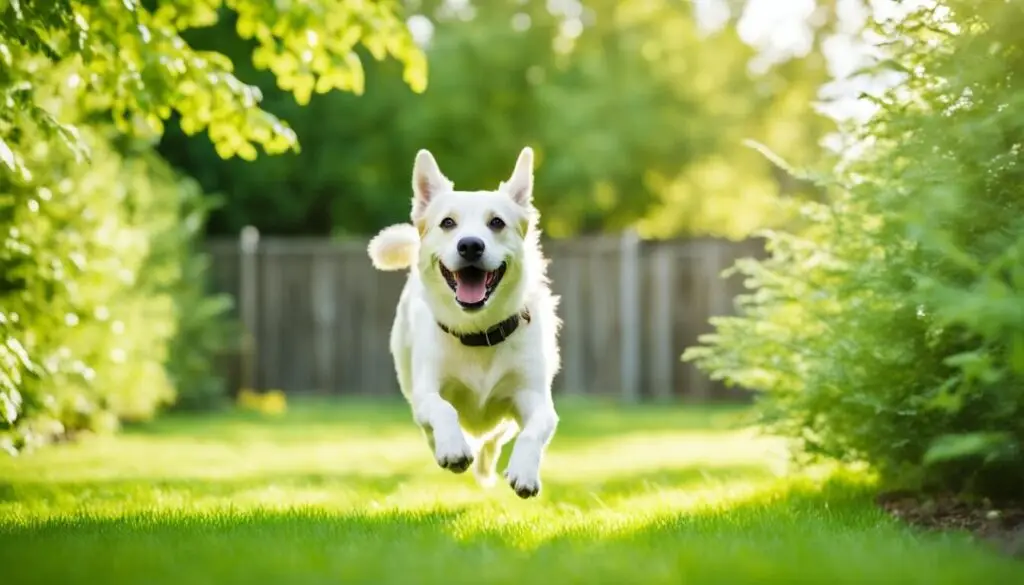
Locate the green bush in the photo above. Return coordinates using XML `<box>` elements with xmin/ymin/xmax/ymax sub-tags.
<box><xmin>164</xmin><ymin>245</ymin><xmax>239</xmax><ymax>412</ymax></box>
<box><xmin>130</xmin><ymin>150</ymin><xmax>239</xmax><ymax>414</ymax></box>
<box><xmin>685</xmin><ymin>1</ymin><xmax>1024</xmax><ymax>499</ymax></box>
<box><xmin>0</xmin><ymin>62</ymin><xmax>233</xmax><ymax>452</ymax></box>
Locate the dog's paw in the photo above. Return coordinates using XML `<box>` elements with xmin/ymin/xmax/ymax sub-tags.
<box><xmin>503</xmin><ymin>458</ymin><xmax>541</xmax><ymax>499</ymax></box>
<box><xmin>434</xmin><ymin>432</ymin><xmax>474</xmax><ymax>474</ymax></box>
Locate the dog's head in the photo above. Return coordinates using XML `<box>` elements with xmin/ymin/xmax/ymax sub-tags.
<box><xmin>410</xmin><ymin>147</ymin><xmax>540</xmax><ymax>330</ymax></box>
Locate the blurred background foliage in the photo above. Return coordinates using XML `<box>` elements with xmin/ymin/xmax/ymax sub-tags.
<box><xmin>158</xmin><ymin>0</ymin><xmax>837</xmax><ymax>239</ymax></box>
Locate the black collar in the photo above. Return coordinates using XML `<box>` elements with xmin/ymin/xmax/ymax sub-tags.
<box><xmin>437</xmin><ymin>309</ymin><xmax>531</xmax><ymax>347</ymax></box>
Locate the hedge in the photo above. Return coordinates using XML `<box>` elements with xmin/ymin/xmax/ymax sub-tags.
<box><xmin>686</xmin><ymin>1</ymin><xmax>1024</xmax><ymax>499</ymax></box>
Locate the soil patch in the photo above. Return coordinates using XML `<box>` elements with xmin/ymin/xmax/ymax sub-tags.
<box><xmin>877</xmin><ymin>491</ymin><xmax>1024</xmax><ymax>558</ymax></box>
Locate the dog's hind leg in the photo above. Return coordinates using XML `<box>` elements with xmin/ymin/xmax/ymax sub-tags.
<box><xmin>472</xmin><ymin>420</ymin><xmax>518</xmax><ymax>487</ymax></box>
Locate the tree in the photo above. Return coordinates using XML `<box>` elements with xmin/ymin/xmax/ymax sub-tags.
<box><xmin>1</xmin><ymin>0</ymin><xmax>426</xmax><ymax>174</ymax></box>
<box><xmin>0</xmin><ymin>0</ymin><xmax>425</xmax><ymax>451</ymax></box>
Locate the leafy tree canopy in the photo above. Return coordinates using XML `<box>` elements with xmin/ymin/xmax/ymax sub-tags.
<box><xmin>158</xmin><ymin>0</ymin><xmax>837</xmax><ymax>239</ymax></box>
<box><xmin>1</xmin><ymin>0</ymin><xmax>426</xmax><ymax>178</ymax></box>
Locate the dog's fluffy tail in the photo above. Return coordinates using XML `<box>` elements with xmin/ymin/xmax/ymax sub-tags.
<box><xmin>367</xmin><ymin>223</ymin><xmax>419</xmax><ymax>271</ymax></box>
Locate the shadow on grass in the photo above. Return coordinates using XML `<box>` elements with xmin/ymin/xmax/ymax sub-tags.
<box><xmin>0</xmin><ymin>470</ymin><xmax>417</xmax><ymax>505</ymax></box>
<box><xmin>2</xmin><ymin>475</ymin><xmax>1020</xmax><ymax>585</ymax></box>
<box><xmin>0</xmin><ymin>508</ymin><xmax>473</xmax><ymax>585</ymax></box>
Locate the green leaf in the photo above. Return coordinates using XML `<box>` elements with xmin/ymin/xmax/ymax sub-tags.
<box><xmin>0</xmin><ymin>389</ymin><xmax>21</xmax><ymax>424</ymax></box>
<box><xmin>402</xmin><ymin>50</ymin><xmax>427</xmax><ymax>94</ymax></box>
<box><xmin>924</xmin><ymin>433</ymin><xmax>1014</xmax><ymax>466</ymax></box>
<box><xmin>0</xmin><ymin>137</ymin><xmax>17</xmax><ymax>171</ymax></box>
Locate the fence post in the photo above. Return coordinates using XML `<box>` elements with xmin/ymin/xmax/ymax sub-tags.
<box><xmin>650</xmin><ymin>245</ymin><xmax>675</xmax><ymax>402</ymax></box>
<box><xmin>239</xmin><ymin>226</ymin><xmax>260</xmax><ymax>392</ymax></box>
<box><xmin>618</xmin><ymin>229</ymin><xmax>641</xmax><ymax>403</ymax></box>
<box><xmin>311</xmin><ymin>248</ymin><xmax>337</xmax><ymax>394</ymax></box>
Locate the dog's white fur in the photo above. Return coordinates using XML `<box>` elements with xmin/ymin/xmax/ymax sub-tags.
<box><xmin>367</xmin><ymin>147</ymin><xmax>561</xmax><ymax>498</ymax></box>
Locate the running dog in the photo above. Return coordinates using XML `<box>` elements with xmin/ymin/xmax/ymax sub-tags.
<box><xmin>367</xmin><ymin>147</ymin><xmax>561</xmax><ymax>499</ymax></box>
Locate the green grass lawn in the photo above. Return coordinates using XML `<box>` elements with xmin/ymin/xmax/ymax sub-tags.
<box><xmin>1</xmin><ymin>398</ymin><xmax>1020</xmax><ymax>585</ymax></box>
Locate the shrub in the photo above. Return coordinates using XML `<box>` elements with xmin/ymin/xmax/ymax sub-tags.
<box><xmin>1</xmin><ymin>63</ymin><xmax>233</xmax><ymax>451</ymax></box>
<box><xmin>130</xmin><ymin>148</ymin><xmax>240</xmax><ymax>414</ymax></box>
<box><xmin>685</xmin><ymin>1</ymin><xmax>1024</xmax><ymax>499</ymax></box>
<box><xmin>164</xmin><ymin>245</ymin><xmax>239</xmax><ymax>412</ymax></box>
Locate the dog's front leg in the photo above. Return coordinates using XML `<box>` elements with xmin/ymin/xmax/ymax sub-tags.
<box><xmin>409</xmin><ymin>327</ymin><xmax>473</xmax><ymax>474</ymax></box>
<box><xmin>413</xmin><ymin>392</ymin><xmax>474</xmax><ymax>473</ymax></box>
<box><xmin>504</xmin><ymin>389</ymin><xmax>558</xmax><ymax>498</ymax></box>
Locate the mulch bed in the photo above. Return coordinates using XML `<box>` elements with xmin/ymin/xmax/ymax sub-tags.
<box><xmin>877</xmin><ymin>491</ymin><xmax>1024</xmax><ymax>558</ymax></box>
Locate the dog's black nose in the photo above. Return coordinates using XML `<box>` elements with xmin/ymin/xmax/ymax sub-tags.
<box><xmin>457</xmin><ymin>237</ymin><xmax>485</xmax><ymax>261</ymax></box>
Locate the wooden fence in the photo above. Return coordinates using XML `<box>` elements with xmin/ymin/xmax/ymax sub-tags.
<box><xmin>204</xmin><ymin>232</ymin><xmax>766</xmax><ymax>402</ymax></box>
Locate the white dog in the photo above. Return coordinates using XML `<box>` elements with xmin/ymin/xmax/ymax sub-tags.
<box><xmin>366</xmin><ymin>147</ymin><xmax>561</xmax><ymax>499</ymax></box>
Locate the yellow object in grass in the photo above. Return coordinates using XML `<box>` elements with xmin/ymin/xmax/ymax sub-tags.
<box><xmin>236</xmin><ymin>388</ymin><xmax>288</xmax><ymax>416</ymax></box>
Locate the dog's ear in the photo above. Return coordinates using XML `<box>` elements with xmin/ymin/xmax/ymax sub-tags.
<box><xmin>412</xmin><ymin>149</ymin><xmax>452</xmax><ymax>217</ymax></box>
<box><xmin>501</xmin><ymin>146</ymin><xmax>534</xmax><ymax>206</ymax></box>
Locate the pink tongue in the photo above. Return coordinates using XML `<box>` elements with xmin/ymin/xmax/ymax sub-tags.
<box><xmin>455</xmin><ymin>278</ymin><xmax>488</xmax><ymax>304</ymax></box>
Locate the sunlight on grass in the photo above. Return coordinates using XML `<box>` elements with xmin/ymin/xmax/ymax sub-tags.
<box><xmin>1</xmin><ymin>399</ymin><xmax>1019</xmax><ymax>585</ymax></box>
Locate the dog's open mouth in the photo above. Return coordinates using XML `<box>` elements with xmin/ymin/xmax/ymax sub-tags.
<box><xmin>439</xmin><ymin>262</ymin><xmax>508</xmax><ymax>310</ymax></box>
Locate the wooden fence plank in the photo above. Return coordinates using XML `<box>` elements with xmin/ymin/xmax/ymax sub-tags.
<box><xmin>311</xmin><ymin>250</ymin><xmax>337</xmax><ymax>394</ymax></box>
<box><xmin>648</xmin><ymin>244</ymin><xmax>675</xmax><ymax>402</ymax></box>
<box><xmin>560</xmin><ymin>253</ymin><xmax>584</xmax><ymax>396</ymax></box>
<box><xmin>238</xmin><ymin>227</ymin><xmax>260</xmax><ymax>392</ymax></box>
<box><xmin>618</xmin><ymin>231</ymin><xmax>641</xmax><ymax>403</ymax></box>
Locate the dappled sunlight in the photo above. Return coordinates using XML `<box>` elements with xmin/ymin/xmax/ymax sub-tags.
<box><xmin>544</xmin><ymin>427</ymin><xmax>791</xmax><ymax>484</ymax></box>
<box><xmin>4</xmin><ymin>401</ymin><xmax>811</xmax><ymax>533</ymax></box>
<box><xmin>436</xmin><ymin>461</ymin><xmax>850</xmax><ymax>551</ymax></box>
<box><xmin>3</xmin><ymin>402</ymin><xmax>1020</xmax><ymax>585</ymax></box>
<box><xmin>0</xmin><ymin>401</ymin><xmax>793</xmax><ymax>526</ymax></box>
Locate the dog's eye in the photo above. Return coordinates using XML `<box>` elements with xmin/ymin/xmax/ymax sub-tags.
<box><xmin>488</xmin><ymin>217</ymin><xmax>506</xmax><ymax>230</ymax></box>
<box><xmin>439</xmin><ymin>217</ymin><xmax>457</xmax><ymax>230</ymax></box>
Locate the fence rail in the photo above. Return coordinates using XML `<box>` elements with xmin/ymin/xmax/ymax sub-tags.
<box><xmin>204</xmin><ymin>232</ymin><xmax>766</xmax><ymax>402</ymax></box>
